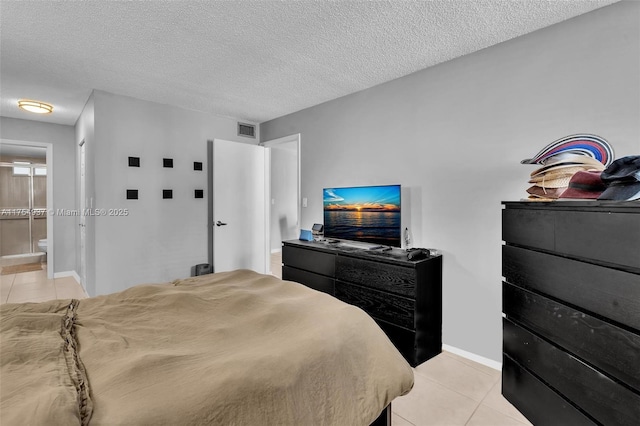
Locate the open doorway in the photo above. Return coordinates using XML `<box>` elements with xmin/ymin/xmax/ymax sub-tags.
<box><xmin>261</xmin><ymin>134</ymin><xmax>300</xmax><ymax>278</ymax></box>
<box><xmin>0</xmin><ymin>141</ymin><xmax>53</xmax><ymax>278</ymax></box>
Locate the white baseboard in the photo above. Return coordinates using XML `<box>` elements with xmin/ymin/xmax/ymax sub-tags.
<box><xmin>442</xmin><ymin>344</ymin><xmax>502</xmax><ymax>371</ymax></box>
<box><xmin>54</xmin><ymin>270</ymin><xmax>81</xmax><ymax>284</ymax></box>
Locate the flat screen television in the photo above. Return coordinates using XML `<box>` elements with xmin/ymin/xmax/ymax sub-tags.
<box><xmin>323</xmin><ymin>184</ymin><xmax>401</xmax><ymax>247</ymax></box>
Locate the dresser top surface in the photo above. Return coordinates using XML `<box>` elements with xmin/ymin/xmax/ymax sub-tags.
<box><xmin>502</xmin><ymin>200</ymin><xmax>640</xmax><ymax>213</ymax></box>
<box><xmin>283</xmin><ymin>239</ymin><xmax>440</xmax><ymax>266</ymax></box>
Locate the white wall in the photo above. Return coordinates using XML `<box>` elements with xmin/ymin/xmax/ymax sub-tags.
<box><xmin>86</xmin><ymin>90</ymin><xmax>258</xmax><ymax>296</ymax></box>
<box><xmin>260</xmin><ymin>2</ymin><xmax>640</xmax><ymax>362</ymax></box>
<box><xmin>0</xmin><ymin>116</ymin><xmax>77</xmax><ymax>274</ymax></box>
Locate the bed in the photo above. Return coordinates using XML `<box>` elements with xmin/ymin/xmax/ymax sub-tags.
<box><xmin>1</xmin><ymin>269</ymin><xmax>413</xmax><ymax>425</ymax></box>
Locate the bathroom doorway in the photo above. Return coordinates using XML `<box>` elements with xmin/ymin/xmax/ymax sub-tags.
<box><xmin>261</xmin><ymin>134</ymin><xmax>300</xmax><ymax>278</ymax></box>
<box><xmin>0</xmin><ymin>141</ymin><xmax>53</xmax><ymax>278</ymax></box>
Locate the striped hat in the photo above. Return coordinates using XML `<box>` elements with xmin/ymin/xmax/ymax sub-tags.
<box><xmin>521</xmin><ymin>134</ymin><xmax>614</xmax><ymax>167</ymax></box>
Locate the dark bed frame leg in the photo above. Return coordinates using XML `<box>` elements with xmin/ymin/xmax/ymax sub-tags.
<box><xmin>370</xmin><ymin>404</ymin><xmax>391</xmax><ymax>426</ymax></box>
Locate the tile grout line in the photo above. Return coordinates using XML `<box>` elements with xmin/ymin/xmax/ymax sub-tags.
<box><xmin>394</xmin><ymin>411</ymin><xmax>416</xmax><ymax>426</ymax></box>
<box><xmin>410</xmin><ymin>356</ymin><xmax>501</xmax><ymax>426</ymax></box>
<box><xmin>466</xmin><ymin>366</ymin><xmax>495</xmax><ymax>426</ymax></box>
<box><xmin>463</xmin><ymin>375</ymin><xmax>501</xmax><ymax>426</ymax></box>
<box><xmin>413</xmin><ymin>358</ymin><xmax>499</xmax><ymax>403</ymax></box>
<box><xmin>471</xmin><ymin>402</ymin><xmax>532</xmax><ymax>426</ymax></box>
<box><xmin>463</xmin><ymin>401</ymin><xmax>483</xmax><ymax>426</ymax></box>
<box><xmin>476</xmin><ymin>377</ymin><xmax>533</xmax><ymax>426</ymax></box>
<box><xmin>413</xmin><ymin>370</ymin><xmax>488</xmax><ymax>409</ymax></box>
<box><xmin>5</xmin><ymin>274</ymin><xmax>15</xmax><ymax>303</ymax></box>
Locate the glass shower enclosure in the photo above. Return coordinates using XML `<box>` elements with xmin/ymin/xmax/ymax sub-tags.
<box><xmin>0</xmin><ymin>160</ymin><xmax>47</xmax><ymax>258</ymax></box>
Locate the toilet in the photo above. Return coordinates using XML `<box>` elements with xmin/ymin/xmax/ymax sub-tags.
<box><xmin>37</xmin><ymin>239</ymin><xmax>47</xmax><ymax>253</ymax></box>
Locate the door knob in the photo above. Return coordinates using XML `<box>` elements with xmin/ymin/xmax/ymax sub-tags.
<box><xmin>216</xmin><ymin>221</ymin><xmax>227</xmax><ymax>226</ymax></box>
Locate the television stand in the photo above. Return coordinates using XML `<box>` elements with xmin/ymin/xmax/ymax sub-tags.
<box><xmin>282</xmin><ymin>239</ymin><xmax>442</xmax><ymax>366</ymax></box>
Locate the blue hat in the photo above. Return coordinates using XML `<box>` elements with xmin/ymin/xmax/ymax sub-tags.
<box><xmin>521</xmin><ymin>134</ymin><xmax>614</xmax><ymax>167</ymax></box>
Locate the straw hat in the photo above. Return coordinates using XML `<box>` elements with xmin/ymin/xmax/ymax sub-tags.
<box><xmin>528</xmin><ymin>174</ymin><xmax>574</xmax><ymax>188</ymax></box>
<box><xmin>527</xmin><ymin>185</ymin><xmax>566</xmax><ymax>199</ymax></box>
<box><xmin>527</xmin><ymin>193</ymin><xmax>557</xmax><ymax>201</ymax></box>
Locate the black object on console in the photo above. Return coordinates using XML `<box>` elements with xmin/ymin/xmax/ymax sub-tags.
<box><xmin>407</xmin><ymin>248</ymin><xmax>430</xmax><ymax>261</ymax></box>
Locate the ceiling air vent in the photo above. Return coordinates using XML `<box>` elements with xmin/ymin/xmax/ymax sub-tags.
<box><xmin>237</xmin><ymin>122</ymin><xmax>256</xmax><ymax>138</ymax></box>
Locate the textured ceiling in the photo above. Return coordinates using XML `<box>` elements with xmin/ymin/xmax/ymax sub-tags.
<box><xmin>0</xmin><ymin>0</ymin><xmax>618</xmax><ymax>126</ymax></box>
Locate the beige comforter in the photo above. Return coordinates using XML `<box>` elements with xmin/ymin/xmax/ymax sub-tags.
<box><xmin>1</xmin><ymin>269</ymin><xmax>413</xmax><ymax>425</ymax></box>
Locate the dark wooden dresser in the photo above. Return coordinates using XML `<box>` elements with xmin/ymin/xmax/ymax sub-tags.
<box><xmin>501</xmin><ymin>201</ymin><xmax>640</xmax><ymax>425</ymax></box>
<box><xmin>282</xmin><ymin>240</ymin><xmax>442</xmax><ymax>367</ymax></box>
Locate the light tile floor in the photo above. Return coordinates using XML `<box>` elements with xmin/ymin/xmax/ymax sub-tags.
<box><xmin>1</xmin><ymin>265</ymin><xmax>88</xmax><ymax>304</ymax></box>
<box><xmin>393</xmin><ymin>351</ymin><xmax>532</xmax><ymax>425</ymax></box>
<box><xmin>271</xmin><ymin>251</ymin><xmax>282</xmax><ymax>279</ymax></box>
<box><xmin>1</xmin><ymin>263</ymin><xmax>531</xmax><ymax>426</ymax></box>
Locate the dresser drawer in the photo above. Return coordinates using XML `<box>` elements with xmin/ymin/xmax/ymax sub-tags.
<box><xmin>502</xmin><ymin>208</ymin><xmax>640</xmax><ymax>271</ymax></box>
<box><xmin>502</xmin><ymin>355</ymin><xmax>596</xmax><ymax>426</ymax></box>
<box><xmin>336</xmin><ymin>256</ymin><xmax>415</xmax><ymax>297</ymax></box>
<box><xmin>503</xmin><ymin>245</ymin><xmax>640</xmax><ymax>331</ymax></box>
<box><xmin>555</xmin><ymin>210</ymin><xmax>640</xmax><ymax>270</ymax></box>
<box><xmin>502</xmin><ymin>208</ymin><xmax>555</xmax><ymax>251</ymax></box>
<box><xmin>504</xmin><ymin>318</ymin><xmax>640</xmax><ymax>426</ymax></box>
<box><xmin>335</xmin><ymin>281</ymin><xmax>415</xmax><ymax>330</ymax></box>
<box><xmin>503</xmin><ymin>282</ymin><xmax>640</xmax><ymax>392</ymax></box>
<box><xmin>375</xmin><ymin>319</ymin><xmax>418</xmax><ymax>366</ymax></box>
<box><xmin>282</xmin><ymin>245</ymin><xmax>335</xmax><ymax>277</ymax></box>
<box><xmin>282</xmin><ymin>266</ymin><xmax>334</xmax><ymax>295</ymax></box>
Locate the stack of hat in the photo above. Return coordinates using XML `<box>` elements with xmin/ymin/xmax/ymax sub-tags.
<box><xmin>521</xmin><ymin>134</ymin><xmax>613</xmax><ymax>201</ymax></box>
<box><xmin>527</xmin><ymin>154</ymin><xmax>606</xmax><ymax>200</ymax></box>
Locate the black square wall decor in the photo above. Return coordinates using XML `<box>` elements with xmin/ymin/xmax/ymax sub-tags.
<box><xmin>194</xmin><ymin>189</ymin><xmax>204</xmax><ymax>199</ymax></box>
<box><xmin>163</xmin><ymin>189</ymin><xmax>173</xmax><ymax>199</ymax></box>
<box><xmin>128</xmin><ymin>157</ymin><xmax>140</xmax><ymax>167</ymax></box>
<box><xmin>126</xmin><ymin>189</ymin><xmax>138</xmax><ymax>200</ymax></box>
<box><xmin>163</xmin><ymin>158</ymin><xmax>173</xmax><ymax>168</ymax></box>
<box><xmin>194</xmin><ymin>162</ymin><xmax>203</xmax><ymax>171</ymax></box>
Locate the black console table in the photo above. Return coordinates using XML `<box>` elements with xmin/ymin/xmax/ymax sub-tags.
<box><xmin>282</xmin><ymin>240</ymin><xmax>442</xmax><ymax>367</ymax></box>
<box><xmin>502</xmin><ymin>201</ymin><xmax>640</xmax><ymax>425</ymax></box>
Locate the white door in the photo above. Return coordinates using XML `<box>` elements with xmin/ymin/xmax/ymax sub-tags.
<box><xmin>79</xmin><ymin>141</ymin><xmax>87</xmax><ymax>287</ymax></box>
<box><xmin>213</xmin><ymin>139</ymin><xmax>269</xmax><ymax>274</ymax></box>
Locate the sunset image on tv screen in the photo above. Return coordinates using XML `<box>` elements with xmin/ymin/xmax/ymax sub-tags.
<box><xmin>323</xmin><ymin>185</ymin><xmax>401</xmax><ymax>246</ymax></box>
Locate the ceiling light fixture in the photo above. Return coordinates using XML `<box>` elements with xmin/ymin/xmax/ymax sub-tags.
<box><xmin>18</xmin><ymin>99</ymin><xmax>54</xmax><ymax>114</ymax></box>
